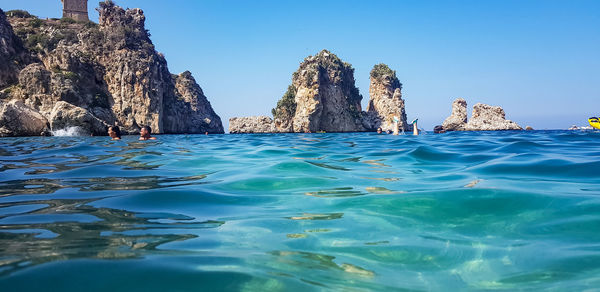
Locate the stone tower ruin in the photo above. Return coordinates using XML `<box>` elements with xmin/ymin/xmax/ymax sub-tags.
<box><xmin>61</xmin><ymin>0</ymin><xmax>88</xmax><ymax>21</ymax></box>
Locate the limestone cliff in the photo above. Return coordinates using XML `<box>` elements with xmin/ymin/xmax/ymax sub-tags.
<box><xmin>465</xmin><ymin>103</ymin><xmax>522</xmax><ymax>131</ymax></box>
<box><xmin>442</xmin><ymin>98</ymin><xmax>468</xmax><ymax>131</ymax></box>
<box><xmin>229</xmin><ymin>116</ymin><xmax>275</xmax><ymax>134</ymax></box>
<box><xmin>0</xmin><ymin>9</ymin><xmax>27</xmax><ymax>88</ymax></box>
<box><xmin>442</xmin><ymin>98</ymin><xmax>522</xmax><ymax>131</ymax></box>
<box><xmin>165</xmin><ymin>71</ymin><xmax>223</xmax><ymax>133</ymax></box>
<box><xmin>272</xmin><ymin>49</ymin><xmax>365</xmax><ymax>133</ymax></box>
<box><xmin>0</xmin><ymin>3</ymin><xmax>223</xmax><ymax>136</ymax></box>
<box><xmin>366</xmin><ymin>64</ymin><xmax>409</xmax><ymax>132</ymax></box>
<box><xmin>230</xmin><ymin>51</ymin><xmax>418</xmax><ymax>134</ymax></box>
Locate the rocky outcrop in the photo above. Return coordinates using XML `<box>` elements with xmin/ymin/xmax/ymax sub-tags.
<box><xmin>366</xmin><ymin>64</ymin><xmax>409</xmax><ymax>132</ymax></box>
<box><xmin>0</xmin><ymin>100</ymin><xmax>49</xmax><ymax>136</ymax></box>
<box><xmin>233</xmin><ymin>52</ymin><xmax>419</xmax><ymax>134</ymax></box>
<box><xmin>0</xmin><ymin>9</ymin><xmax>26</xmax><ymax>88</ymax></box>
<box><xmin>48</xmin><ymin>101</ymin><xmax>107</xmax><ymax>134</ymax></box>
<box><xmin>442</xmin><ymin>98</ymin><xmax>468</xmax><ymax>131</ymax></box>
<box><xmin>465</xmin><ymin>103</ymin><xmax>522</xmax><ymax>131</ymax></box>
<box><xmin>229</xmin><ymin>116</ymin><xmax>275</xmax><ymax>134</ymax></box>
<box><xmin>0</xmin><ymin>2</ymin><xmax>223</xmax><ymax>136</ymax></box>
<box><xmin>164</xmin><ymin>71</ymin><xmax>223</xmax><ymax>133</ymax></box>
<box><xmin>272</xmin><ymin>50</ymin><xmax>365</xmax><ymax>133</ymax></box>
<box><xmin>442</xmin><ymin>98</ymin><xmax>522</xmax><ymax>131</ymax></box>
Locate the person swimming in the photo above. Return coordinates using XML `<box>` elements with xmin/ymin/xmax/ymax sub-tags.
<box><xmin>108</xmin><ymin>126</ymin><xmax>121</xmax><ymax>140</ymax></box>
<box><xmin>377</xmin><ymin>127</ymin><xmax>383</xmax><ymax>134</ymax></box>
<box><xmin>139</xmin><ymin>126</ymin><xmax>157</xmax><ymax>141</ymax></box>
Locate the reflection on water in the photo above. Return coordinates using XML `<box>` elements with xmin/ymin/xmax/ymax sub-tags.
<box><xmin>0</xmin><ymin>174</ymin><xmax>212</xmax><ymax>197</ymax></box>
<box><xmin>0</xmin><ymin>197</ymin><xmax>223</xmax><ymax>276</ymax></box>
<box><xmin>1</xmin><ymin>131</ymin><xmax>600</xmax><ymax>290</ymax></box>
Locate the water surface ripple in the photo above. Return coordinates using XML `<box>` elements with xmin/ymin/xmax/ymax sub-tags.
<box><xmin>1</xmin><ymin>131</ymin><xmax>600</xmax><ymax>291</ymax></box>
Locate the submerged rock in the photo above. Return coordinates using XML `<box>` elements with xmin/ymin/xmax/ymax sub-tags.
<box><xmin>0</xmin><ymin>3</ymin><xmax>224</xmax><ymax>136</ymax></box>
<box><xmin>229</xmin><ymin>116</ymin><xmax>275</xmax><ymax>134</ymax></box>
<box><xmin>366</xmin><ymin>64</ymin><xmax>409</xmax><ymax>132</ymax></box>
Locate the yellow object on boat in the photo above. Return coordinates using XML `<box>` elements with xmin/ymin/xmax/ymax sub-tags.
<box><xmin>589</xmin><ymin>117</ymin><xmax>600</xmax><ymax>129</ymax></box>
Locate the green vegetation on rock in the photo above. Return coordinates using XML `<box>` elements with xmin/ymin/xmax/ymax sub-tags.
<box><xmin>370</xmin><ymin>63</ymin><xmax>396</xmax><ymax>80</ymax></box>
<box><xmin>5</xmin><ymin>10</ymin><xmax>33</xmax><ymax>18</ymax></box>
<box><xmin>29</xmin><ymin>18</ymin><xmax>43</xmax><ymax>28</ymax></box>
<box><xmin>99</xmin><ymin>0</ymin><xmax>116</xmax><ymax>10</ymax></box>
<box><xmin>370</xmin><ymin>63</ymin><xmax>402</xmax><ymax>90</ymax></box>
<box><xmin>272</xmin><ymin>85</ymin><xmax>297</xmax><ymax>120</ymax></box>
<box><xmin>62</xmin><ymin>71</ymin><xmax>78</xmax><ymax>80</ymax></box>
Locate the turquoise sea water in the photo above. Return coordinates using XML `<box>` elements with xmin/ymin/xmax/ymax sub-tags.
<box><xmin>1</xmin><ymin>131</ymin><xmax>599</xmax><ymax>291</ymax></box>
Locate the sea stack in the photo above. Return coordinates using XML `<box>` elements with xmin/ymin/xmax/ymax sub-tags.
<box><xmin>442</xmin><ymin>98</ymin><xmax>468</xmax><ymax>131</ymax></box>
<box><xmin>0</xmin><ymin>3</ymin><xmax>224</xmax><ymax>137</ymax></box>
<box><xmin>273</xmin><ymin>49</ymin><xmax>365</xmax><ymax>133</ymax></box>
<box><xmin>366</xmin><ymin>64</ymin><xmax>409</xmax><ymax>132</ymax></box>
<box><xmin>442</xmin><ymin>98</ymin><xmax>522</xmax><ymax>131</ymax></box>
<box><xmin>465</xmin><ymin>103</ymin><xmax>522</xmax><ymax>131</ymax></box>
<box><xmin>230</xmin><ymin>49</ymin><xmax>370</xmax><ymax>134</ymax></box>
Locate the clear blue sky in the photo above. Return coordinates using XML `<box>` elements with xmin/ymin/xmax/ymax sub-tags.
<box><xmin>2</xmin><ymin>0</ymin><xmax>599</xmax><ymax>130</ymax></box>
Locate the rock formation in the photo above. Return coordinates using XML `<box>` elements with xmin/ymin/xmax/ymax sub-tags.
<box><xmin>366</xmin><ymin>63</ymin><xmax>409</xmax><ymax>132</ymax></box>
<box><xmin>0</xmin><ymin>3</ymin><xmax>223</xmax><ymax>137</ymax></box>
<box><xmin>0</xmin><ymin>9</ymin><xmax>27</xmax><ymax>88</ymax></box>
<box><xmin>164</xmin><ymin>71</ymin><xmax>223</xmax><ymax>133</ymax></box>
<box><xmin>0</xmin><ymin>100</ymin><xmax>49</xmax><ymax>136</ymax></box>
<box><xmin>442</xmin><ymin>98</ymin><xmax>468</xmax><ymax>131</ymax></box>
<box><xmin>229</xmin><ymin>116</ymin><xmax>275</xmax><ymax>134</ymax></box>
<box><xmin>442</xmin><ymin>98</ymin><xmax>522</xmax><ymax>131</ymax></box>
<box><xmin>232</xmin><ymin>51</ymin><xmax>413</xmax><ymax>134</ymax></box>
<box><xmin>465</xmin><ymin>103</ymin><xmax>522</xmax><ymax>131</ymax></box>
<box><xmin>272</xmin><ymin>49</ymin><xmax>365</xmax><ymax>133</ymax></box>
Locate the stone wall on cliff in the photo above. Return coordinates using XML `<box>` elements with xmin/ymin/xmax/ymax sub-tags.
<box><xmin>0</xmin><ymin>2</ymin><xmax>223</xmax><ymax>136</ymax></box>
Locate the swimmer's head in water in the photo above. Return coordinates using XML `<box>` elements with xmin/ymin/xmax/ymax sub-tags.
<box><xmin>140</xmin><ymin>126</ymin><xmax>152</xmax><ymax>138</ymax></box>
<box><xmin>377</xmin><ymin>127</ymin><xmax>383</xmax><ymax>134</ymax></box>
<box><xmin>108</xmin><ymin>126</ymin><xmax>121</xmax><ymax>139</ymax></box>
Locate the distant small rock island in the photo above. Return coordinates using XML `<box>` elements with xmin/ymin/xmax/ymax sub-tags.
<box><xmin>442</xmin><ymin>98</ymin><xmax>522</xmax><ymax>131</ymax></box>
<box><xmin>0</xmin><ymin>1</ymin><xmax>224</xmax><ymax>137</ymax></box>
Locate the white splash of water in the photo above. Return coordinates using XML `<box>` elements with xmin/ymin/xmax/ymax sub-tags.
<box><xmin>51</xmin><ymin>126</ymin><xmax>87</xmax><ymax>137</ymax></box>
